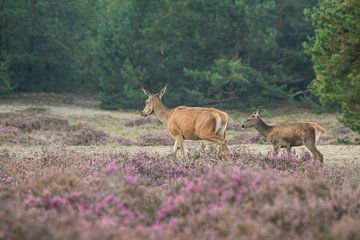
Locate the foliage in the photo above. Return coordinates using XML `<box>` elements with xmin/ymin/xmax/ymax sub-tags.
<box><xmin>305</xmin><ymin>0</ymin><xmax>360</xmax><ymax>133</ymax></box>
<box><xmin>0</xmin><ymin>0</ymin><xmax>100</xmax><ymax>93</ymax></box>
<box><xmin>94</xmin><ymin>0</ymin><xmax>317</xmax><ymax>109</ymax></box>
<box><xmin>0</xmin><ymin>61</ymin><xmax>11</xmax><ymax>94</ymax></box>
<box><xmin>184</xmin><ymin>59</ymin><xmax>284</xmax><ymax>107</ymax></box>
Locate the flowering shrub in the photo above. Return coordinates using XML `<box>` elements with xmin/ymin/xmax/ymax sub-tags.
<box><xmin>227</xmin><ymin>121</ymin><xmax>243</xmax><ymax>131</ymax></box>
<box><xmin>0</xmin><ymin>113</ymin><xmax>139</xmax><ymax>146</ymax></box>
<box><xmin>229</xmin><ymin>132</ymin><xmax>268</xmax><ymax>144</ymax></box>
<box><xmin>63</xmin><ymin>124</ymin><xmax>109</xmax><ymax>146</ymax></box>
<box><xmin>124</xmin><ymin>117</ymin><xmax>160</xmax><ymax>127</ymax></box>
<box><xmin>1</xmin><ymin>146</ymin><xmax>359</xmax><ymax>240</ymax></box>
<box><xmin>0</xmin><ymin>125</ymin><xmax>20</xmax><ymax>133</ymax></box>
<box><xmin>0</xmin><ymin>114</ymin><xmax>70</xmax><ymax>132</ymax></box>
<box><xmin>113</xmin><ymin>136</ymin><xmax>137</xmax><ymax>146</ymax></box>
<box><xmin>138</xmin><ymin>131</ymin><xmax>174</xmax><ymax>146</ymax></box>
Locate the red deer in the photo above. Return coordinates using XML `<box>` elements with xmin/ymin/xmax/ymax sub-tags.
<box><xmin>241</xmin><ymin>107</ymin><xmax>325</xmax><ymax>162</ymax></box>
<box><xmin>141</xmin><ymin>85</ymin><xmax>229</xmax><ymax>158</ymax></box>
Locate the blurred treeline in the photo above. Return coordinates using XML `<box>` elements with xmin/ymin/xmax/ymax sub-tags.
<box><xmin>0</xmin><ymin>0</ymin><xmax>359</xmax><ymax>132</ymax></box>
<box><xmin>0</xmin><ymin>0</ymin><xmax>316</xmax><ymax>107</ymax></box>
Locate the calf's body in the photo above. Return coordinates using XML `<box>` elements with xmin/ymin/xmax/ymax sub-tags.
<box><xmin>242</xmin><ymin>107</ymin><xmax>325</xmax><ymax>162</ymax></box>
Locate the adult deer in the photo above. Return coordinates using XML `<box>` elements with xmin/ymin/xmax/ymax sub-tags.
<box><xmin>141</xmin><ymin>85</ymin><xmax>229</xmax><ymax>158</ymax></box>
<box><xmin>241</xmin><ymin>107</ymin><xmax>325</xmax><ymax>162</ymax></box>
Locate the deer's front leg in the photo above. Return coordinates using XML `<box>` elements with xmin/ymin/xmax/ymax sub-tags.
<box><xmin>285</xmin><ymin>143</ymin><xmax>292</xmax><ymax>155</ymax></box>
<box><xmin>173</xmin><ymin>138</ymin><xmax>179</xmax><ymax>159</ymax></box>
<box><xmin>272</xmin><ymin>143</ymin><xmax>280</xmax><ymax>156</ymax></box>
<box><xmin>174</xmin><ymin>135</ymin><xmax>185</xmax><ymax>159</ymax></box>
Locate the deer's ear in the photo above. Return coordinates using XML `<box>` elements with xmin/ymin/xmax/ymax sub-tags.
<box><xmin>254</xmin><ymin>106</ymin><xmax>262</xmax><ymax>117</ymax></box>
<box><xmin>141</xmin><ymin>87</ymin><xmax>151</xmax><ymax>97</ymax></box>
<box><xmin>158</xmin><ymin>84</ymin><xmax>167</xmax><ymax>99</ymax></box>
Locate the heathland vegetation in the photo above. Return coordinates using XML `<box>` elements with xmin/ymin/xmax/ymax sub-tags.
<box><xmin>0</xmin><ymin>95</ymin><xmax>359</xmax><ymax>239</ymax></box>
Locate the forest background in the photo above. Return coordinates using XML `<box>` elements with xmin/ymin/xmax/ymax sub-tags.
<box><xmin>0</xmin><ymin>0</ymin><xmax>359</xmax><ymax>132</ymax></box>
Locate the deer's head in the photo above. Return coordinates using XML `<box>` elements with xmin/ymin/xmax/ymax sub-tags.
<box><xmin>140</xmin><ymin>85</ymin><xmax>167</xmax><ymax>118</ymax></box>
<box><xmin>241</xmin><ymin>106</ymin><xmax>262</xmax><ymax>129</ymax></box>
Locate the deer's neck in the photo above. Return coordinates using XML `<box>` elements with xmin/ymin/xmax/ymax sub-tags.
<box><xmin>255</xmin><ymin>118</ymin><xmax>272</xmax><ymax>138</ymax></box>
<box><xmin>153</xmin><ymin>100</ymin><xmax>170</xmax><ymax>125</ymax></box>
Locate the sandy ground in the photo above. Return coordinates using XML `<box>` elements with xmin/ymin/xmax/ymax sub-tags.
<box><xmin>2</xmin><ymin>143</ymin><xmax>359</xmax><ymax>165</ymax></box>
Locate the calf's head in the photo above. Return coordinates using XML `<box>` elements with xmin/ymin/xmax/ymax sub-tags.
<box><xmin>140</xmin><ymin>85</ymin><xmax>167</xmax><ymax>118</ymax></box>
<box><xmin>241</xmin><ymin>106</ymin><xmax>262</xmax><ymax>129</ymax></box>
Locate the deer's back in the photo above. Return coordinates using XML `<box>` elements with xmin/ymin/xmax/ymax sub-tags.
<box><xmin>167</xmin><ymin>106</ymin><xmax>227</xmax><ymax>140</ymax></box>
<box><xmin>268</xmin><ymin>122</ymin><xmax>315</xmax><ymax>146</ymax></box>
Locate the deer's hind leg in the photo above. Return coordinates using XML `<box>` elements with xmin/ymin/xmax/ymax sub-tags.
<box><xmin>196</xmin><ymin>114</ymin><xmax>229</xmax><ymax>158</ymax></box>
<box><xmin>198</xmin><ymin>132</ymin><xmax>229</xmax><ymax>158</ymax></box>
<box><xmin>216</xmin><ymin>122</ymin><xmax>230</xmax><ymax>154</ymax></box>
<box><xmin>303</xmin><ymin>136</ymin><xmax>323</xmax><ymax>163</ymax></box>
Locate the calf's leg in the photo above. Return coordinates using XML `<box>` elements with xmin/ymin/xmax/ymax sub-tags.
<box><xmin>286</xmin><ymin>143</ymin><xmax>292</xmax><ymax>155</ymax></box>
<box><xmin>272</xmin><ymin>144</ymin><xmax>280</xmax><ymax>156</ymax></box>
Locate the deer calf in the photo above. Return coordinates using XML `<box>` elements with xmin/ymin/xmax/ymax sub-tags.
<box><xmin>241</xmin><ymin>107</ymin><xmax>325</xmax><ymax>162</ymax></box>
<box><xmin>141</xmin><ymin>85</ymin><xmax>229</xmax><ymax>158</ymax></box>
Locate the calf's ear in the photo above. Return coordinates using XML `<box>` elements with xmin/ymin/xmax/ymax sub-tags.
<box><xmin>254</xmin><ymin>106</ymin><xmax>262</xmax><ymax>117</ymax></box>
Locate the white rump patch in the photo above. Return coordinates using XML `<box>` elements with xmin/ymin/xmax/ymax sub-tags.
<box><xmin>315</xmin><ymin>129</ymin><xmax>321</xmax><ymax>144</ymax></box>
<box><xmin>218</xmin><ymin>121</ymin><xmax>227</xmax><ymax>137</ymax></box>
<box><xmin>214</xmin><ymin>115</ymin><xmax>222</xmax><ymax>135</ymax></box>
<box><xmin>215</xmin><ymin>114</ymin><xmax>227</xmax><ymax>137</ymax></box>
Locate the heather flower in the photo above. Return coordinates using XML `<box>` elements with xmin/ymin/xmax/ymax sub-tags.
<box><xmin>0</xmin><ymin>125</ymin><xmax>20</xmax><ymax>133</ymax></box>
<box><xmin>138</xmin><ymin>131</ymin><xmax>173</xmax><ymax>146</ymax></box>
<box><xmin>116</xmin><ymin>203</ymin><xmax>126</xmax><ymax>211</ymax></box>
<box><xmin>168</xmin><ymin>217</ymin><xmax>178</xmax><ymax>229</ymax></box>
<box><xmin>231</xmin><ymin>167</ymin><xmax>244</xmax><ymax>185</ymax></box>
<box><xmin>103</xmin><ymin>194</ymin><xmax>115</xmax><ymax>203</ymax></box>
<box><xmin>105</xmin><ymin>161</ymin><xmax>118</xmax><ymax>173</ymax></box>
<box><xmin>1</xmin><ymin>176</ymin><xmax>14</xmax><ymax>184</ymax></box>
<box><xmin>124</xmin><ymin>117</ymin><xmax>160</xmax><ymax>127</ymax></box>
<box><xmin>125</xmin><ymin>174</ymin><xmax>137</xmax><ymax>184</ymax></box>
<box><xmin>152</xmin><ymin>221</ymin><xmax>163</xmax><ymax>231</ymax></box>
<box><xmin>43</xmin><ymin>189</ymin><xmax>52</xmax><ymax>200</ymax></box>
<box><xmin>50</xmin><ymin>196</ymin><xmax>66</xmax><ymax>209</ymax></box>
<box><xmin>24</xmin><ymin>195</ymin><xmax>42</xmax><ymax>207</ymax></box>
<box><xmin>100</xmin><ymin>216</ymin><xmax>117</xmax><ymax>228</ymax></box>
<box><xmin>69</xmin><ymin>192</ymin><xmax>82</xmax><ymax>201</ymax></box>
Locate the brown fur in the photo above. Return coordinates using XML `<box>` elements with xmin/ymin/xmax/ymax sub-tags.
<box><xmin>141</xmin><ymin>85</ymin><xmax>229</xmax><ymax>158</ymax></box>
<box><xmin>241</xmin><ymin>107</ymin><xmax>324</xmax><ymax>162</ymax></box>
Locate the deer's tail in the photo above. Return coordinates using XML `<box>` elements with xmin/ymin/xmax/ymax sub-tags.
<box><xmin>308</xmin><ymin>122</ymin><xmax>325</xmax><ymax>133</ymax></box>
<box><xmin>308</xmin><ymin>122</ymin><xmax>325</xmax><ymax>144</ymax></box>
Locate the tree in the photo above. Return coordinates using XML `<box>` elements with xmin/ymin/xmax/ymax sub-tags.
<box><xmin>305</xmin><ymin>0</ymin><xmax>360</xmax><ymax>132</ymax></box>
<box><xmin>95</xmin><ymin>0</ymin><xmax>317</xmax><ymax>109</ymax></box>
<box><xmin>0</xmin><ymin>61</ymin><xmax>11</xmax><ymax>94</ymax></box>
<box><xmin>0</xmin><ymin>0</ymin><xmax>100</xmax><ymax>93</ymax></box>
